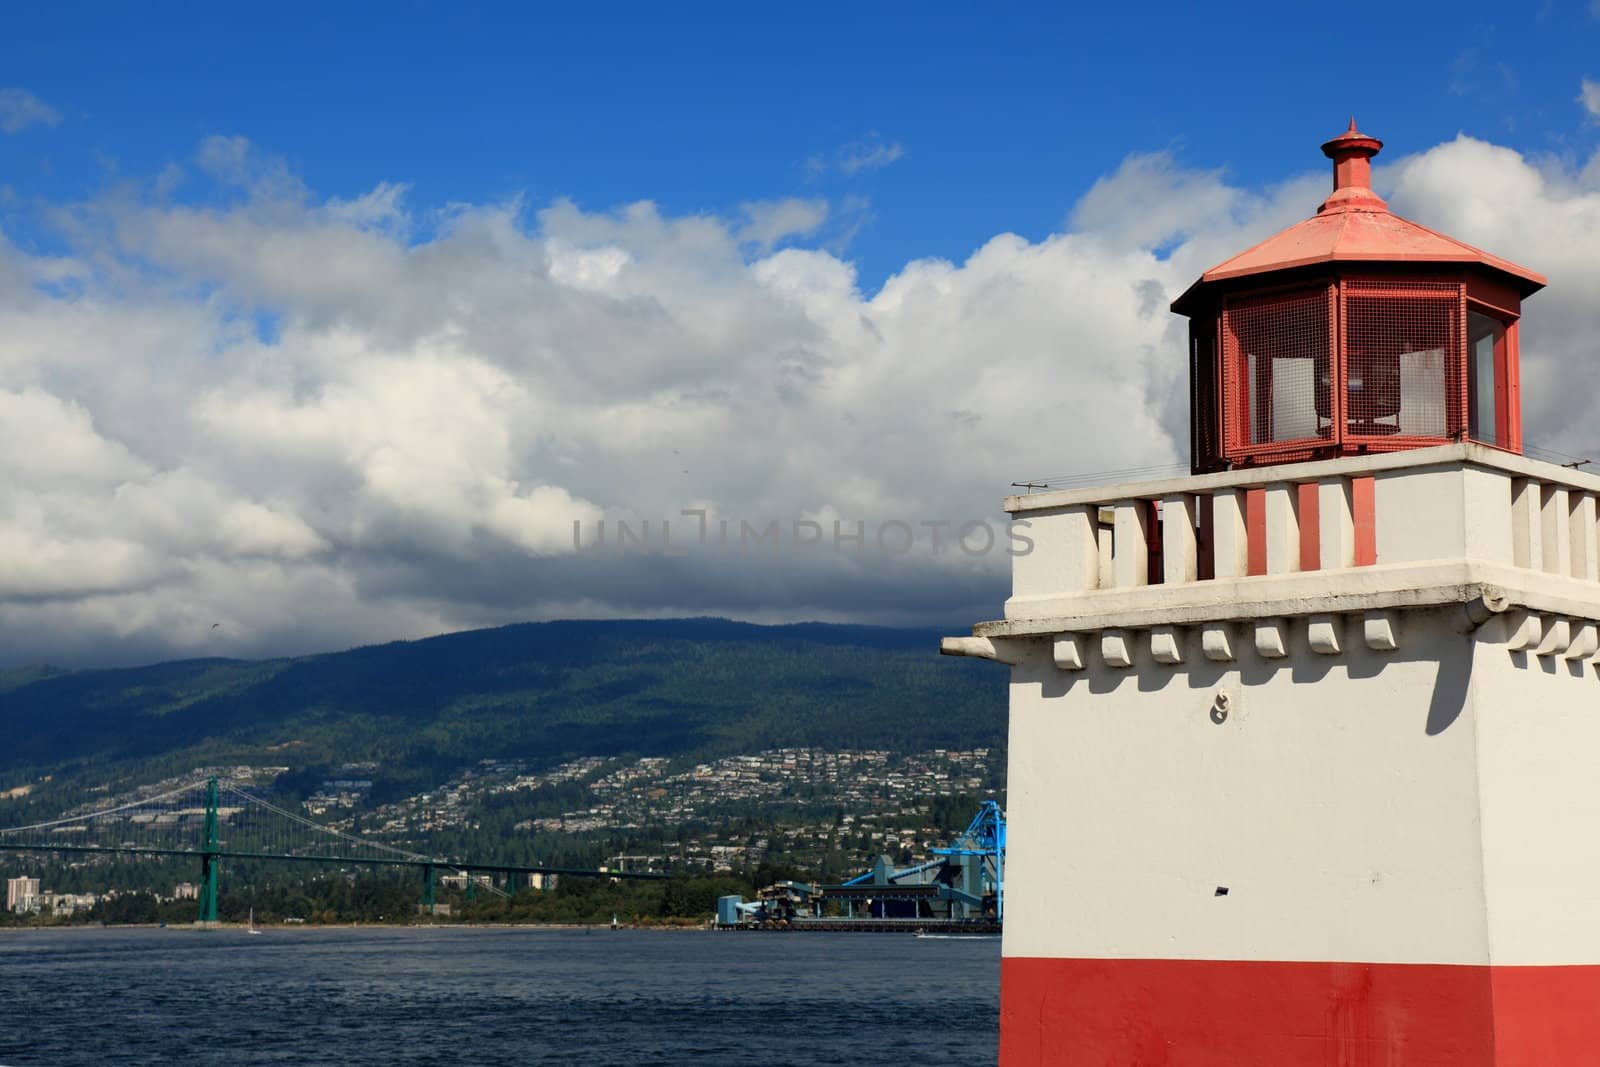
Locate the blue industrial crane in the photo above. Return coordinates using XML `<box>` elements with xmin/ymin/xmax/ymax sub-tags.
<box><xmin>928</xmin><ymin>800</ymin><xmax>1005</xmax><ymax>919</ymax></box>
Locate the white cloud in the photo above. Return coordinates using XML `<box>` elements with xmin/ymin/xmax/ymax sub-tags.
<box><xmin>2</xmin><ymin>132</ymin><xmax>1599</xmax><ymax>665</ymax></box>
<box><xmin>193</xmin><ymin>134</ymin><xmax>306</xmax><ymax>203</ymax></box>
<box><xmin>0</xmin><ymin>388</ymin><xmax>150</xmax><ymax>489</ymax></box>
<box><xmin>738</xmin><ymin>198</ymin><xmax>828</xmax><ymax>251</ymax></box>
<box><xmin>0</xmin><ymin>88</ymin><xmax>61</xmax><ymax>134</ymax></box>
<box><xmin>196</xmin><ymin>134</ymin><xmax>255</xmax><ymax>181</ymax></box>
<box><xmin>325</xmin><ymin>181</ymin><xmax>412</xmax><ymax>233</ymax></box>
<box><xmin>808</xmin><ymin>134</ymin><xmax>906</xmax><ymax>177</ymax></box>
<box><xmin>1581</xmin><ymin>77</ymin><xmax>1600</xmax><ymax>120</ymax></box>
<box><xmin>839</xmin><ymin>141</ymin><xmax>905</xmax><ymax>176</ymax></box>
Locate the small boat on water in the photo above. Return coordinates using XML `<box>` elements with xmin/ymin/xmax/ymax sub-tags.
<box><xmin>247</xmin><ymin>908</ymin><xmax>262</xmax><ymax>935</ymax></box>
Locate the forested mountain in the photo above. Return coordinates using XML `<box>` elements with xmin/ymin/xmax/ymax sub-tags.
<box><xmin>0</xmin><ymin>618</ymin><xmax>1006</xmax><ymax>805</ymax></box>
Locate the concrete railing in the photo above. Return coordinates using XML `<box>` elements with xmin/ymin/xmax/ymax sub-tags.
<box><xmin>1003</xmin><ymin>443</ymin><xmax>1600</xmax><ymax>622</ymax></box>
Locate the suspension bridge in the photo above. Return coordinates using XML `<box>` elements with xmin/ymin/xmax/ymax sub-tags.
<box><xmin>0</xmin><ymin>776</ymin><xmax>663</xmax><ymax>922</ymax></box>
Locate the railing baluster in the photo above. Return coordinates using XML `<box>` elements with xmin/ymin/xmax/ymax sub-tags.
<box><xmin>1113</xmin><ymin>501</ymin><xmax>1150</xmax><ymax>588</ymax></box>
<box><xmin>1213</xmin><ymin>489</ymin><xmax>1248</xmax><ymax>579</ymax></box>
<box><xmin>1569</xmin><ymin>492</ymin><xmax>1597</xmax><ymax>581</ymax></box>
<box><xmin>1318</xmin><ymin>478</ymin><xmax>1355</xmax><ymax>569</ymax></box>
<box><xmin>1541</xmin><ymin>484</ymin><xmax>1571</xmax><ymax>577</ymax></box>
<box><xmin>1511</xmin><ymin>478</ymin><xmax>1541</xmax><ymax>570</ymax></box>
<box><xmin>1264</xmin><ymin>484</ymin><xmax>1300</xmax><ymax>576</ymax></box>
<box><xmin>1162</xmin><ymin>494</ymin><xmax>1198</xmax><ymax>585</ymax></box>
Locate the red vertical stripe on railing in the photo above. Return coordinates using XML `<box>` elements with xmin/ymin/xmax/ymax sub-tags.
<box><xmin>1352</xmin><ymin>476</ymin><xmax>1377</xmax><ymax>565</ymax></box>
<box><xmin>1246</xmin><ymin>487</ymin><xmax>1267</xmax><ymax>576</ymax></box>
<box><xmin>1297</xmin><ymin>483</ymin><xmax>1320</xmax><ymax>571</ymax></box>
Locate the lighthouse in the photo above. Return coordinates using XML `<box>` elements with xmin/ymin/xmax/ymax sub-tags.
<box><xmin>945</xmin><ymin>123</ymin><xmax>1600</xmax><ymax>1064</ymax></box>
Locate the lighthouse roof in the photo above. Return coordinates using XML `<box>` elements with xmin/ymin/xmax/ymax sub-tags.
<box><xmin>1172</xmin><ymin>121</ymin><xmax>1545</xmax><ymax>314</ymax></box>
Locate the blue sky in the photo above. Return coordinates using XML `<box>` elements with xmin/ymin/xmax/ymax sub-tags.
<box><xmin>5</xmin><ymin>3</ymin><xmax>1598</xmax><ymax>288</ymax></box>
<box><xmin>2</xmin><ymin>3</ymin><xmax>1599</xmax><ymax>665</ymax></box>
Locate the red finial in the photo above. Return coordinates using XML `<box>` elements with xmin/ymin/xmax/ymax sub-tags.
<box><xmin>1318</xmin><ymin>120</ymin><xmax>1386</xmax><ymax>214</ymax></box>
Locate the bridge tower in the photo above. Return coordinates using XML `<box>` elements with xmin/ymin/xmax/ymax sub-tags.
<box><xmin>197</xmin><ymin>775</ymin><xmax>219</xmax><ymax>925</ymax></box>
<box><xmin>946</xmin><ymin>123</ymin><xmax>1600</xmax><ymax>1063</ymax></box>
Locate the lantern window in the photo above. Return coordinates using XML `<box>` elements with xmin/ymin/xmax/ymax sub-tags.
<box><xmin>1342</xmin><ymin>280</ymin><xmax>1463</xmax><ymax>444</ymax></box>
<box><xmin>1467</xmin><ymin>309</ymin><xmax>1506</xmax><ymax>447</ymax></box>
<box><xmin>1221</xmin><ymin>287</ymin><xmax>1333</xmax><ymax>455</ymax></box>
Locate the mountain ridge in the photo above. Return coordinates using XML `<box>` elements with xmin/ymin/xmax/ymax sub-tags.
<box><xmin>0</xmin><ymin>617</ymin><xmax>1005</xmax><ymax>807</ymax></box>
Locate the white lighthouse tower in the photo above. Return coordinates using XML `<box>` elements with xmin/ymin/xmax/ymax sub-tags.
<box><xmin>946</xmin><ymin>123</ymin><xmax>1600</xmax><ymax>1064</ymax></box>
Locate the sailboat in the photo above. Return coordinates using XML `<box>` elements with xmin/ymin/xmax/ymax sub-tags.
<box><xmin>247</xmin><ymin>907</ymin><xmax>262</xmax><ymax>935</ymax></box>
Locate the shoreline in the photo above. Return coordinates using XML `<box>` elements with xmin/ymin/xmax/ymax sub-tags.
<box><xmin>0</xmin><ymin>920</ymin><xmax>712</xmax><ymax>933</ymax></box>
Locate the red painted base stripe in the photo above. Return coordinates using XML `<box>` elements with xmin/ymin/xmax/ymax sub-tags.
<box><xmin>1001</xmin><ymin>956</ymin><xmax>1600</xmax><ymax>1066</ymax></box>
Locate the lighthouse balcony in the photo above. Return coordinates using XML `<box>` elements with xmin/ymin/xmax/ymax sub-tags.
<box><xmin>951</xmin><ymin>443</ymin><xmax>1600</xmax><ymax>659</ymax></box>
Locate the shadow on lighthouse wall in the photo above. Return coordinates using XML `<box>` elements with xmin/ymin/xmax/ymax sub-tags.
<box><xmin>1425</xmin><ymin>638</ymin><xmax>1473</xmax><ymax>736</ymax></box>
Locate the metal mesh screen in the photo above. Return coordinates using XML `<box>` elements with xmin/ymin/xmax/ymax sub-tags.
<box><xmin>1221</xmin><ymin>287</ymin><xmax>1333</xmax><ymax>459</ymax></box>
<box><xmin>1342</xmin><ymin>280</ymin><xmax>1464</xmax><ymax>444</ymax></box>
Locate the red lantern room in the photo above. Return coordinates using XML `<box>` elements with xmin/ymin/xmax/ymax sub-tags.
<box><xmin>1173</xmin><ymin>121</ymin><xmax>1546</xmax><ymax>474</ymax></box>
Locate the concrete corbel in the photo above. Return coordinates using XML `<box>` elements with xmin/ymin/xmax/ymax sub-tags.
<box><xmin>1306</xmin><ymin>615</ymin><xmax>1342</xmax><ymax>655</ymax></box>
<box><xmin>1100</xmin><ymin>630</ymin><xmax>1134</xmax><ymax>669</ymax></box>
<box><xmin>1534</xmin><ymin>618</ymin><xmax>1572</xmax><ymax>659</ymax></box>
<box><xmin>940</xmin><ymin>636</ymin><xmax>1027</xmax><ymax>665</ymax></box>
<box><xmin>1363</xmin><ymin>611</ymin><xmax>1399</xmax><ymax>652</ymax></box>
<box><xmin>1052</xmin><ymin>633</ymin><xmax>1086</xmax><ymax>671</ymax></box>
<box><xmin>1565</xmin><ymin>622</ymin><xmax>1598</xmax><ymax>661</ymax></box>
<box><xmin>1149</xmin><ymin>626</ymin><xmax>1184</xmax><ymax>665</ymax></box>
<box><xmin>1201</xmin><ymin>624</ymin><xmax>1235</xmax><ymax>662</ymax></box>
<box><xmin>1254</xmin><ymin>620</ymin><xmax>1289</xmax><ymax>659</ymax></box>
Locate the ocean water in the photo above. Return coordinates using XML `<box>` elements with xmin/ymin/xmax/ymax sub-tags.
<box><xmin>0</xmin><ymin>927</ymin><xmax>999</xmax><ymax>1065</ymax></box>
